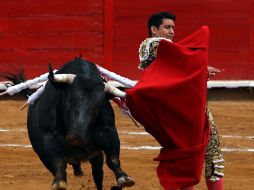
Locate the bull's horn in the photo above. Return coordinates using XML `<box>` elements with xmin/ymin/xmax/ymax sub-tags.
<box><xmin>104</xmin><ymin>82</ymin><xmax>126</xmax><ymax>98</ymax></box>
<box><xmin>52</xmin><ymin>74</ymin><xmax>76</xmax><ymax>84</ymax></box>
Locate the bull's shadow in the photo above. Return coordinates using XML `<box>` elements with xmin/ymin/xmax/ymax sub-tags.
<box><xmin>4</xmin><ymin>57</ymin><xmax>134</xmax><ymax>190</ymax></box>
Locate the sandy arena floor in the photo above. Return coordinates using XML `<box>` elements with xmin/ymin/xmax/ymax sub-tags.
<box><xmin>0</xmin><ymin>96</ymin><xmax>253</xmax><ymax>190</ymax></box>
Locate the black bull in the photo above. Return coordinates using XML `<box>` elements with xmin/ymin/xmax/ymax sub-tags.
<box><xmin>19</xmin><ymin>58</ymin><xmax>134</xmax><ymax>190</ymax></box>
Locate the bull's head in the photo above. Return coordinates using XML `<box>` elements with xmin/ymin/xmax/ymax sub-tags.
<box><xmin>48</xmin><ymin>64</ymin><xmax>126</xmax><ymax>146</ymax></box>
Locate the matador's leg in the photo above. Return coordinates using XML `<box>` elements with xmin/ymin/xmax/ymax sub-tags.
<box><xmin>205</xmin><ymin>109</ymin><xmax>224</xmax><ymax>190</ymax></box>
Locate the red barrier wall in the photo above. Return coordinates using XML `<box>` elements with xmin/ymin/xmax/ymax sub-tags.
<box><xmin>0</xmin><ymin>0</ymin><xmax>104</xmax><ymax>78</ymax></box>
<box><xmin>0</xmin><ymin>0</ymin><xmax>253</xmax><ymax>80</ymax></box>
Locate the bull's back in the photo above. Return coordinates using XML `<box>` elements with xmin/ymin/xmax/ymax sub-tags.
<box><xmin>57</xmin><ymin>58</ymin><xmax>100</xmax><ymax>76</ymax></box>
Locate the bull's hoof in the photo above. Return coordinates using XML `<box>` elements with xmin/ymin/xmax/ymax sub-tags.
<box><xmin>117</xmin><ymin>176</ymin><xmax>135</xmax><ymax>188</ymax></box>
<box><xmin>51</xmin><ymin>181</ymin><xmax>67</xmax><ymax>190</ymax></box>
<box><xmin>111</xmin><ymin>186</ymin><xmax>122</xmax><ymax>190</ymax></box>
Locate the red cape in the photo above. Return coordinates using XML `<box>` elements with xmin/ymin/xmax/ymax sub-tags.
<box><xmin>126</xmin><ymin>26</ymin><xmax>210</xmax><ymax>189</ymax></box>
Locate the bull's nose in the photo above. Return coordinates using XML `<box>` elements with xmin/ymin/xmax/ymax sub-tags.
<box><xmin>67</xmin><ymin>134</ymin><xmax>87</xmax><ymax>146</ymax></box>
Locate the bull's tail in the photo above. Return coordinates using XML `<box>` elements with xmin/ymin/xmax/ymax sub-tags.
<box><xmin>0</xmin><ymin>70</ymin><xmax>32</xmax><ymax>99</ymax></box>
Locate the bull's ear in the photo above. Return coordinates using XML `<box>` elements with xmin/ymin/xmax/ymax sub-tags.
<box><xmin>47</xmin><ymin>64</ymin><xmax>68</xmax><ymax>90</ymax></box>
<box><xmin>48</xmin><ymin>64</ymin><xmax>54</xmax><ymax>81</ymax></box>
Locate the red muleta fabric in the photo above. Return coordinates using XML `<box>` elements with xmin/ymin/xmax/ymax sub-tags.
<box><xmin>126</xmin><ymin>26</ymin><xmax>210</xmax><ymax>189</ymax></box>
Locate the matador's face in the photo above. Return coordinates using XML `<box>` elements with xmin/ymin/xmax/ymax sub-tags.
<box><xmin>151</xmin><ymin>18</ymin><xmax>175</xmax><ymax>40</ymax></box>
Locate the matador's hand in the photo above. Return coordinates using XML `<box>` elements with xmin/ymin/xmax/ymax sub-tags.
<box><xmin>208</xmin><ymin>66</ymin><xmax>221</xmax><ymax>79</ymax></box>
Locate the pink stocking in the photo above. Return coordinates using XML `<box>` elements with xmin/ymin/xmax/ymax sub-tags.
<box><xmin>206</xmin><ymin>177</ymin><xmax>223</xmax><ymax>190</ymax></box>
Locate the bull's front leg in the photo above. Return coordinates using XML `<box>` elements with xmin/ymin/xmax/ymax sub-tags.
<box><xmin>50</xmin><ymin>158</ymin><xmax>68</xmax><ymax>190</ymax></box>
<box><xmin>35</xmin><ymin>141</ymin><xmax>68</xmax><ymax>190</ymax></box>
<box><xmin>96</xmin><ymin>129</ymin><xmax>135</xmax><ymax>188</ymax></box>
<box><xmin>105</xmin><ymin>150</ymin><xmax>135</xmax><ymax>188</ymax></box>
<box><xmin>89</xmin><ymin>151</ymin><xmax>104</xmax><ymax>190</ymax></box>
